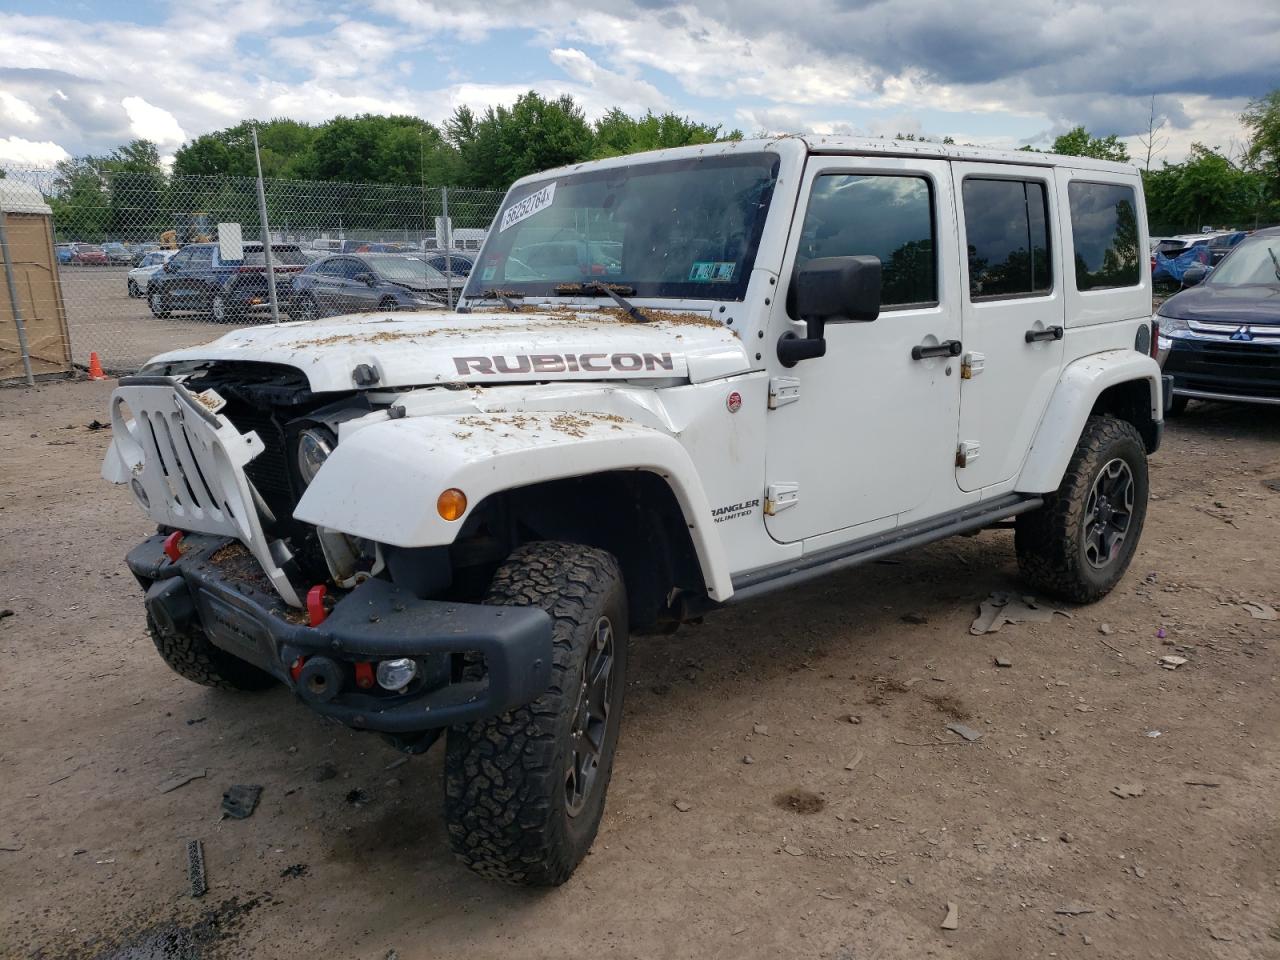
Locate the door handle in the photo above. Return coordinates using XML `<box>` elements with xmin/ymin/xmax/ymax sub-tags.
<box><xmin>911</xmin><ymin>339</ymin><xmax>963</xmax><ymax>360</ymax></box>
<box><xmin>1024</xmin><ymin>325</ymin><xmax>1064</xmax><ymax>343</ymax></box>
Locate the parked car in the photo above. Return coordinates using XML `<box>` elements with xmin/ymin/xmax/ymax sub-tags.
<box><xmin>70</xmin><ymin>244</ymin><xmax>109</xmax><ymax>266</ymax></box>
<box><xmin>104</xmin><ymin>136</ymin><xmax>1163</xmax><ymax>887</ymax></box>
<box><xmin>55</xmin><ymin>244</ymin><xmax>74</xmax><ymax>264</ymax></box>
<box><xmin>287</xmin><ymin>253</ymin><xmax>450</xmax><ymax>320</ymax></box>
<box><xmin>421</xmin><ymin>251</ymin><xmax>476</xmax><ymax>280</ymax></box>
<box><xmin>146</xmin><ymin>242</ymin><xmax>309</xmax><ymax>322</ymax></box>
<box><xmin>1206</xmin><ymin>230</ymin><xmax>1248</xmax><ymax>265</ymax></box>
<box><xmin>126</xmin><ymin>249</ymin><xmax>177</xmax><ymax>297</ymax></box>
<box><xmin>130</xmin><ymin>243</ymin><xmax>161</xmax><ymax>266</ymax></box>
<box><xmin>1157</xmin><ymin>226</ymin><xmax>1280</xmax><ymax>412</ymax></box>
<box><xmin>103</xmin><ymin>241</ymin><xmax>133</xmax><ymax>264</ymax></box>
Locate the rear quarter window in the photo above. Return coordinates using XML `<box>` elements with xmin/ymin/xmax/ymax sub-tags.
<box><xmin>1068</xmin><ymin>181</ymin><xmax>1140</xmax><ymax>290</ymax></box>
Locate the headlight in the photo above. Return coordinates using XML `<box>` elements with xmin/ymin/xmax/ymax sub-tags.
<box><xmin>1157</xmin><ymin>314</ymin><xmax>1189</xmax><ymax>336</ymax></box>
<box><xmin>296</xmin><ymin>427</ymin><xmax>335</xmax><ymax>486</ymax></box>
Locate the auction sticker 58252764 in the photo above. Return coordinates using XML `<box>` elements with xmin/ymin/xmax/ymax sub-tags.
<box><xmin>499</xmin><ymin>182</ymin><xmax>556</xmax><ymax>232</ymax></box>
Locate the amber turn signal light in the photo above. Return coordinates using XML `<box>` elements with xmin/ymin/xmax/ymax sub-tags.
<box><xmin>437</xmin><ymin>488</ymin><xmax>467</xmax><ymax>521</ymax></box>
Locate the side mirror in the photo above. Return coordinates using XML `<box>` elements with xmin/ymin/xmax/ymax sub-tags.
<box><xmin>355</xmin><ymin>272</ymin><xmax>376</xmax><ymax>286</ymax></box>
<box><xmin>778</xmin><ymin>255</ymin><xmax>882</xmax><ymax>367</ymax></box>
<box><xmin>163</xmin><ymin>261</ymin><xmax>176</xmax><ymax>273</ymax></box>
<box><xmin>1182</xmin><ymin>264</ymin><xmax>1210</xmax><ymax>287</ymax></box>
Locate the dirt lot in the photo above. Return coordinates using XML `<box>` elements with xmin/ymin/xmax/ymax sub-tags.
<box><xmin>2</xmin><ymin>379</ymin><xmax>1278</xmax><ymax>960</ymax></box>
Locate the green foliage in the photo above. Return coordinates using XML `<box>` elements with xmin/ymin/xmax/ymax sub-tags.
<box><xmin>1144</xmin><ymin>143</ymin><xmax>1277</xmax><ymax>232</ymax></box>
<box><xmin>448</xmin><ymin>92</ymin><xmax>596</xmax><ymax>188</ymax></box>
<box><xmin>1049</xmin><ymin>126</ymin><xmax>1131</xmax><ymax>163</ymax></box>
<box><xmin>1242</xmin><ymin>90</ymin><xmax>1280</xmax><ymax>197</ymax></box>
<box><xmin>592</xmin><ymin>109</ymin><xmax>739</xmax><ymax>159</ymax></box>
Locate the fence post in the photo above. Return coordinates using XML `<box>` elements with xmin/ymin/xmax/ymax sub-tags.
<box><xmin>441</xmin><ymin>186</ymin><xmax>454</xmax><ymax>310</ymax></box>
<box><xmin>0</xmin><ymin>211</ymin><xmax>36</xmax><ymax>386</ymax></box>
<box><xmin>252</xmin><ymin>126</ymin><xmax>281</xmax><ymax>324</ymax></box>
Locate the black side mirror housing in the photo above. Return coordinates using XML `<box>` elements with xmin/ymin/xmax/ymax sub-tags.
<box><xmin>355</xmin><ymin>272</ymin><xmax>376</xmax><ymax>286</ymax></box>
<box><xmin>778</xmin><ymin>255</ymin><xmax>882</xmax><ymax>367</ymax></box>
<box><xmin>1182</xmin><ymin>263</ymin><xmax>1210</xmax><ymax>287</ymax></box>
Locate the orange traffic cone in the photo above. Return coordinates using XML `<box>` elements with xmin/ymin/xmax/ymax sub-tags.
<box><xmin>87</xmin><ymin>352</ymin><xmax>108</xmax><ymax>381</ymax></box>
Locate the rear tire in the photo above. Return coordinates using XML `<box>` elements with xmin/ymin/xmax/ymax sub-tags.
<box><xmin>1016</xmin><ymin>415</ymin><xmax>1149</xmax><ymax>603</ymax></box>
<box><xmin>147</xmin><ymin>614</ymin><xmax>275</xmax><ymax>691</ymax></box>
<box><xmin>444</xmin><ymin>541</ymin><xmax>629</xmax><ymax>886</ymax></box>
<box><xmin>378</xmin><ymin>296</ymin><xmax>399</xmax><ymax>313</ymax></box>
<box><xmin>148</xmin><ymin>289</ymin><xmax>170</xmax><ymax>319</ymax></box>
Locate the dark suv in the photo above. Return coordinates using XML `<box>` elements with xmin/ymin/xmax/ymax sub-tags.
<box><xmin>147</xmin><ymin>242</ymin><xmax>308</xmax><ymax>322</ymax></box>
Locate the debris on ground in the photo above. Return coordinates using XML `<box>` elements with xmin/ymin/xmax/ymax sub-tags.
<box><xmin>0</xmin><ymin>609</ymin><xmax>14</xmax><ymax>621</ymax></box>
<box><xmin>901</xmin><ymin>613</ymin><xmax>929</xmax><ymax>624</ymax></box>
<box><xmin>775</xmin><ymin>789</ymin><xmax>825</xmax><ymax>814</ymax></box>
<box><xmin>1059</xmin><ymin>832</ymin><xmax>1074</xmax><ymax>843</ymax></box>
<box><xmin>970</xmin><ymin>592</ymin><xmax>1069</xmax><ymax>635</ymax></box>
<box><xmin>1099</xmin><ymin>623</ymin><xmax>1114</xmax><ymax>635</ymax></box>
<box><xmin>1241</xmin><ymin>601</ymin><xmax>1277</xmax><ymax>621</ymax></box>
<box><xmin>1146</xmin><ymin>730</ymin><xmax>1162</xmax><ymax>738</ymax></box>
<box><xmin>345</xmin><ymin>788</ymin><xmax>373</xmax><ymax>807</ymax></box>
<box><xmin>0</xmin><ymin>842</ymin><xmax>24</xmax><ymax>852</ymax></box>
<box><xmin>280</xmin><ymin>863</ymin><xmax>309</xmax><ymax>880</ymax></box>
<box><xmin>1111</xmin><ymin>783</ymin><xmax>1146</xmax><ymax>799</ymax></box>
<box><xmin>742</xmin><ymin>755</ymin><xmax>755</xmax><ymax>765</ymax></box>
<box><xmin>186</xmin><ymin>839</ymin><xmax>207</xmax><ymax>898</ymax></box>
<box><xmin>837</xmin><ymin>713</ymin><xmax>862</xmax><ymax>724</ymax></box>
<box><xmin>1055</xmin><ymin>905</ymin><xmax>1095</xmax><ymax>916</ymax></box>
<box><xmin>941</xmin><ymin>902</ymin><xmax>960</xmax><ymax>930</ymax></box>
<box><xmin>1159</xmin><ymin>655</ymin><xmax>1188</xmax><ymax>670</ymax></box>
<box><xmin>782</xmin><ymin>844</ymin><xmax>804</xmax><ymax>857</ymax></box>
<box><xmin>844</xmin><ymin>749</ymin><xmax>865</xmax><ymax>771</ymax></box>
<box><xmin>994</xmin><ymin>656</ymin><xmax>1012</xmax><ymax>668</ymax></box>
<box><xmin>673</xmin><ymin>799</ymin><xmax>692</xmax><ymax>812</ymax></box>
<box><xmin>1184</xmin><ymin>779</ymin><xmax>1222</xmax><ymax>788</ymax></box>
<box><xmin>158</xmin><ymin>769</ymin><xmax>207</xmax><ymax>794</ymax></box>
<box><xmin>385</xmin><ymin>756</ymin><xmax>409</xmax><ymax>771</ymax></box>
<box><xmin>221</xmin><ymin>784</ymin><xmax>263</xmax><ymax>820</ymax></box>
<box><xmin>946</xmin><ymin>723</ymin><xmax>983</xmax><ymax>742</ymax></box>
<box><xmin>86</xmin><ymin>419</ymin><xmax>108</xmax><ymax>431</ymax></box>
<box><xmin>313</xmin><ymin>761</ymin><xmax>338</xmax><ymax>782</ymax></box>
<box><xmin>752</xmin><ymin>723</ymin><xmax>769</xmax><ymax>735</ymax></box>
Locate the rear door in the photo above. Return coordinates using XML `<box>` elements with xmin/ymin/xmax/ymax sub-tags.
<box><xmin>311</xmin><ymin>258</ymin><xmax>352</xmax><ymax>313</ymax></box>
<box><xmin>952</xmin><ymin>164</ymin><xmax>1065</xmax><ymax>491</ymax></box>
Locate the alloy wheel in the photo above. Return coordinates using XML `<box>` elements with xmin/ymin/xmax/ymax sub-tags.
<box><xmin>1083</xmin><ymin>457</ymin><xmax>1134</xmax><ymax>569</ymax></box>
<box><xmin>565</xmin><ymin>616</ymin><xmax>616</xmax><ymax>817</ymax></box>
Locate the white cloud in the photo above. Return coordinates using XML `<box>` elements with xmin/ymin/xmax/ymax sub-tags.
<box><xmin>0</xmin><ymin>135</ymin><xmax>69</xmax><ymax>166</ymax></box>
<box><xmin>121</xmin><ymin>97</ymin><xmax>186</xmax><ymax>146</ymax></box>
<box><xmin>0</xmin><ymin>91</ymin><xmax>40</xmax><ymax>126</ymax></box>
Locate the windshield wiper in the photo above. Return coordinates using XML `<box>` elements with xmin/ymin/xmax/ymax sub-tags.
<box><xmin>554</xmin><ymin>282</ymin><xmax>649</xmax><ymax>323</ymax></box>
<box><xmin>477</xmin><ymin>289</ymin><xmax>525</xmax><ymax>311</ymax></box>
<box><xmin>1268</xmin><ymin>246</ymin><xmax>1280</xmax><ymax>282</ymax></box>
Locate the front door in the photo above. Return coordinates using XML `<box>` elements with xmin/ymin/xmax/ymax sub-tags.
<box><xmin>952</xmin><ymin>164</ymin><xmax>1066</xmax><ymax>491</ymax></box>
<box><xmin>763</xmin><ymin>156</ymin><xmax>964</xmax><ymax>544</ymax></box>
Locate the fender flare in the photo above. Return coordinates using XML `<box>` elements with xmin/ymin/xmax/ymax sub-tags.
<box><xmin>1017</xmin><ymin>349</ymin><xmax>1163</xmax><ymax>494</ymax></box>
<box><xmin>294</xmin><ymin>411</ymin><xmax>734</xmax><ymax>601</ymax></box>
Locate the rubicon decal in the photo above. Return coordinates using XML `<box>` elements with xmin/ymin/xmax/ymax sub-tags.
<box><xmin>711</xmin><ymin>498</ymin><xmax>760</xmax><ymax>523</ymax></box>
<box><xmin>454</xmin><ymin>353</ymin><xmax>675</xmax><ymax>375</ymax></box>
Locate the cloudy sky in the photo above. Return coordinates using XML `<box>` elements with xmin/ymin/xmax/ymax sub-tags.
<box><xmin>1</xmin><ymin>0</ymin><xmax>1276</xmax><ymax>170</ymax></box>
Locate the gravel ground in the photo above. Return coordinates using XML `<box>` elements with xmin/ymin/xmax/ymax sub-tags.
<box><xmin>1</xmin><ymin>379</ymin><xmax>1278</xmax><ymax>960</ymax></box>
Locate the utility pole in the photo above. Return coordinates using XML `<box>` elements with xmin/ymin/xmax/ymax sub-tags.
<box><xmin>252</xmin><ymin>125</ymin><xmax>281</xmax><ymax>323</ymax></box>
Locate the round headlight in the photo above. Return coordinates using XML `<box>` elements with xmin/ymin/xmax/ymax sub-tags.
<box><xmin>296</xmin><ymin>427</ymin><xmax>334</xmax><ymax>486</ymax></box>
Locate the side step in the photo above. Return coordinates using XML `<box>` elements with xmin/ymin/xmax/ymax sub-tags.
<box><xmin>729</xmin><ymin>493</ymin><xmax>1042</xmax><ymax>603</ymax></box>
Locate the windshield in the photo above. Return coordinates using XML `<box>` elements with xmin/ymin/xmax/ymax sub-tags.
<box><xmin>465</xmin><ymin>153</ymin><xmax>780</xmax><ymax>302</ymax></box>
<box><xmin>234</xmin><ymin>245</ymin><xmax>309</xmax><ymax>266</ymax></box>
<box><xmin>366</xmin><ymin>255</ymin><xmax>446</xmax><ymax>284</ymax></box>
<box><xmin>1208</xmin><ymin>236</ymin><xmax>1280</xmax><ymax>286</ymax></box>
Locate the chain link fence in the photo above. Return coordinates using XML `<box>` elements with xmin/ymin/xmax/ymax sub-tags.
<box><xmin>0</xmin><ymin>161</ymin><xmax>504</xmax><ymax>381</ymax></box>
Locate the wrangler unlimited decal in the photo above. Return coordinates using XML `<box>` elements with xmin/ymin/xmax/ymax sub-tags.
<box><xmin>453</xmin><ymin>353</ymin><xmax>675</xmax><ymax>375</ymax></box>
<box><xmin>712</xmin><ymin>498</ymin><xmax>760</xmax><ymax>523</ymax></box>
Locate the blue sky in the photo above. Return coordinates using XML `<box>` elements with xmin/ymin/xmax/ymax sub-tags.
<box><xmin>0</xmin><ymin>0</ymin><xmax>1275</xmax><ymax>169</ymax></box>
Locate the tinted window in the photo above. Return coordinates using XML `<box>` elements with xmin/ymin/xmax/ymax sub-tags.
<box><xmin>315</xmin><ymin>259</ymin><xmax>343</xmax><ymax>277</ymax></box>
<box><xmin>794</xmin><ymin>174</ymin><xmax>936</xmax><ymax>309</ymax></box>
<box><xmin>234</xmin><ymin>245</ymin><xmax>309</xmax><ymax>266</ymax></box>
<box><xmin>187</xmin><ymin>246</ymin><xmax>214</xmax><ymax>266</ymax></box>
<box><xmin>962</xmin><ymin>179</ymin><xmax>1052</xmax><ymax>299</ymax></box>
<box><xmin>1068</xmin><ymin>182</ymin><xmax>1140</xmax><ymax>290</ymax></box>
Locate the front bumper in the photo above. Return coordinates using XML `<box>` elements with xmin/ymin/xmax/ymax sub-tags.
<box><xmin>1161</xmin><ymin>336</ymin><xmax>1280</xmax><ymax>406</ymax></box>
<box><xmin>128</xmin><ymin>532</ymin><xmax>553</xmax><ymax>733</ymax></box>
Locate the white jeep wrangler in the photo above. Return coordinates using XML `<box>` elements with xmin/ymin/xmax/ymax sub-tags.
<box><xmin>103</xmin><ymin>136</ymin><xmax>1165</xmax><ymax>886</ymax></box>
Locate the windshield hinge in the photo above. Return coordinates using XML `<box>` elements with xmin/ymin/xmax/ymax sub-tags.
<box><xmin>764</xmin><ymin>482</ymin><xmax>800</xmax><ymax>515</ymax></box>
<box><xmin>768</xmin><ymin>377</ymin><xmax>801</xmax><ymax>409</ymax></box>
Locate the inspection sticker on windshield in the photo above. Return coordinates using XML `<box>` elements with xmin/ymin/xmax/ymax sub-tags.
<box><xmin>689</xmin><ymin>261</ymin><xmax>736</xmax><ymax>282</ymax></box>
<box><xmin>499</xmin><ymin>183</ymin><xmax>556</xmax><ymax>233</ymax></box>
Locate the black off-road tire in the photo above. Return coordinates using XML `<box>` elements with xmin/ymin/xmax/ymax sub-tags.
<box><xmin>147</xmin><ymin>614</ymin><xmax>276</xmax><ymax>691</ymax></box>
<box><xmin>1016</xmin><ymin>415</ymin><xmax>1149</xmax><ymax>604</ymax></box>
<box><xmin>444</xmin><ymin>541</ymin><xmax>629</xmax><ymax>886</ymax></box>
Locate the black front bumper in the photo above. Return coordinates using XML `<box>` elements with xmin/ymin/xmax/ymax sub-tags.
<box><xmin>1163</xmin><ymin>337</ymin><xmax>1280</xmax><ymax>404</ymax></box>
<box><xmin>128</xmin><ymin>533</ymin><xmax>552</xmax><ymax>733</ymax></box>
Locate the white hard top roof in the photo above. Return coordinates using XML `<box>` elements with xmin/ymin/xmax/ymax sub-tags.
<box><xmin>0</xmin><ymin>179</ymin><xmax>52</xmax><ymax>215</ymax></box>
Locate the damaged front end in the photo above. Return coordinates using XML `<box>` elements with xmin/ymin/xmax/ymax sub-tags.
<box><xmin>103</xmin><ymin>364</ymin><xmax>552</xmax><ymax>736</ymax></box>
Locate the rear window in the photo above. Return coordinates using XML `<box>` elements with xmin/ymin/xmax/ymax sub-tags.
<box><xmin>1068</xmin><ymin>182</ymin><xmax>1140</xmax><ymax>290</ymax></box>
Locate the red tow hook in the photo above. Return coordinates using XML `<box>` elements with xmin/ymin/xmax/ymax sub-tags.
<box><xmin>354</xmin><ymin>661</ymin><xmax>375</xmax><ymax>690</ymax></box>
<box><xmin>289</xmin><ymin>656</ymin><xmax>307</xmax><ymax>682</ymax></box>
<box><xmin>306</xmin><ymin>585</ymin><xmax>328</xmax><ymax>626</ymax></box>
<box><xmin>162</xmin><ymin>530</ymin><xmax>185</xmax><ymax>563</ymax></box>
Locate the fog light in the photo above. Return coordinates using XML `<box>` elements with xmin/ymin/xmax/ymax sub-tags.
<box><xmin>437</xmin><ymin>488</ymin><xmax>467</xmax><ymax>521</ymax></box>
<box><xmin>376</xmin><ymin>657</ymin><xmax>418</xmax><ymax>691</ymax></box>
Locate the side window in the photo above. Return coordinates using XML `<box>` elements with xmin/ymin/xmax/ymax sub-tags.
<box><xmin>187</xmin><ymin>246</ymin><xmax>213</xmax><ymax>267</ymax></box>
<box><xmin>315</xmin><ymin>259</ymin><xmax>340</xmax><ymax>277</ymax></box>
<box><xmin>1068</xmin><ymin>181</ymin><xmax>1140</xmax><ymax>290</ymax></box>
<box><xmin>793</xmin><ymin>173</ymin><xmax>936</xmax><ymax>310</ymax></box>
<box><xmin>962</xmin><ymin>179</ymin><xmax>1052</xmax><ymax>299</ymax></box>
<box><xmin>344</xmin><ymin>259</ymin><xmax>371</xmax><ymax>280</ymax></box>
<box><xmin>168</xmin><ymin>248</ymin><xmax>191</xmax><ymax>267</ymax></box>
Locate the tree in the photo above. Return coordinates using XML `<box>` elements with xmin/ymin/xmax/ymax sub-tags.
<box><xmin>1050</xmin><ymin>126</ymin><xmax>1130</xmax><ymax>163</ymax></box>
<box><xmin>451</xmin><ymin>92</ymin><xmax>596</xmax><ymax>189</ymax></box>
<box><xmin>592</xmin><ymin>109</ymin><xmax>738</xmax><ymax>159</ymax></box>
<box><xmin>1242</xmin><ymin>89</ymin><xmax>1280</xmax><ymax>196</ymax></box>
<box><xmin>1137</xmin><ymin>96</ymin><xmax>1169</xmax><ymax>172</ymax></box>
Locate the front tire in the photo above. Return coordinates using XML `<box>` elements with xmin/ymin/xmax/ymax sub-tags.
<box><xmin>147</xmin><ymin>614</ymin><xmax>275</xmax><ymax>691</ymax></box>
<box><xmin>444</xmin><ymin>541</ymin><xmax>629</xmax><ymax>886</ymax></box>
<box><xmin>1016</xmin><ymin>415</ymin><xmax>1149</xmax><ymax>603</ymax></box>
<box><xmin>148</xmin><ymin>288</ymin><xmax>170</xmax><ymax>319</ymax></box>
<box><xmin>127</xmin><ymin>280</ymin><xmax>140</xmax><ymax>298</ymax></box>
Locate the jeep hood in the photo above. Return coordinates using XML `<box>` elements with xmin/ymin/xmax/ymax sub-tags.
<box><xmin>143</xmin><ymin>307</ymin><xmax>749</xmax><ymax>391</ymax></box>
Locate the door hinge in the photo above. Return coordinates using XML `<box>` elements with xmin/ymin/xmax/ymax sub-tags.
<box><xmin>768</xmin><ymin>376</ymin><xmax>801</xmax><ymax>409</ymax></box>
<box><xmin>961</xmin><ymin>352</ymin><xmax>986</xmax><ymax>380</ymax></box>
<box><xmin>764</xmin><ymin>482</ymin><xmax>799</xmax><ymax>515</ymax></box>
<box><xmin>955</xmin><ymin>441</ymin><xmax>981</xmax><ymax>468</ymax></box>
